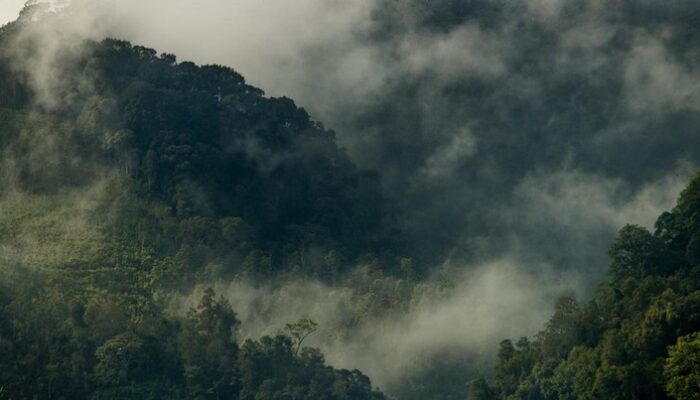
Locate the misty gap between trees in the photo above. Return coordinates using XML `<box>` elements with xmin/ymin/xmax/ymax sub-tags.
<box><xmin>1</xmin><ymin>1</ymin><xmax>700</xmax><ymax>399</ymax></box>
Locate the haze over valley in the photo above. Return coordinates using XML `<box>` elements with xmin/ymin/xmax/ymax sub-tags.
<box><xmin>1</xmin><ymin>1</ymin><xmax>700</xmax><ymax>399</ymax></box>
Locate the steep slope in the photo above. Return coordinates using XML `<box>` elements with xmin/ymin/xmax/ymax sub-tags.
<box><xmin>475</xmin><ymin>173</ymin><xmax>700</xmax><ymax>399</ymax></box>
<box><xmin>0</xmin><ymin>9</ymin><xmax>402</xmax><ymax>284</ymax></box>
<box><xmin>0</xmin><ymin>10</ymin><xmax>392</xmax><ymax>400</ymax></box>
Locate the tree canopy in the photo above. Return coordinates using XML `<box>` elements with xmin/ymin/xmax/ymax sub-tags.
<box><xmin>474</xmin><ymin>173</ymin><xmax>700</xmax><ymax>399</ymax></box>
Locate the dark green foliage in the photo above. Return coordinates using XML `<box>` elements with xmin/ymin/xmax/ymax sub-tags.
<box><xmin>238</xmin><ymin>336</ymin><xmax>383</xmax><ymax>400</ymax></box>
<box><xmin>480</xmin><ymin>173</ymin><xmax>700</xmax><ymax>399</ymax></box>
<box><xmin>0</xmin><ymin>14</ymin><xmax>390</xmax><ymax>398</ymax></box>
<box><xmin>0</xmin><ymin>283</ymin><xmax>384</xmax><ymax>400</ymax></box>
<box><xmin>178</xmin><ymin>288</ymin><xmax>240</xmax><ymax>399</ymax></box>
<box><xmin>2</xmin><ymin>4</ymin><xmax>700</xmax><ymax>399</ymax></box>
<box><xmin>284</xmin><ymin>318</ymin><xmax>319</xmax><ymax>355</ymax></box>
<box><xmin>468</xmin><ymin>377</ymin><xmax>496</xmax><ymax>400</ymax></box>
<box><xmin>664</xmin><ymin>332</ymin><xmax>700</xmax><ymax>400</ymax></box>
<box><xmin>0</xmin><ymin>16</ymin><xmax>400</xmax><ymax>281</ymax></box>
<box><xmin>609</xmin><ymin>225</ymin><xmax>679</xmax><ymax>285</ymax></box>
<box><xmin>87</xmin><ymin>37</ymin><xmax>392</xmax><ymax>262</ymax></box>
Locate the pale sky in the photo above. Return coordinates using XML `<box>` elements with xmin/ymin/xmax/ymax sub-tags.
<box><xmin>0</xmin><ymin>0</ymin><xmax>26</xmax><ymax>26</ymax></box>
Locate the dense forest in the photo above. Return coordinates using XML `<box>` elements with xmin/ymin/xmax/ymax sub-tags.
<box><xmin>0</xmin><ymin>5</ymin><xmax>394</xmax><ymax>399</ymax></box>
<box><xmin>2</xmin><ymin>2</ymin><xmax>700</xmax><ymax>400</ymax></box>
<box><xmin>468</xmin><ymin>173</ymin><xmax>700</xmax><ymax>399</ymax></box>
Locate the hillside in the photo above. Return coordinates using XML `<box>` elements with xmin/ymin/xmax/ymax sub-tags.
<box><xmin>1</xmin><ymin>8</ymin><xmax>401</xmax><ymax>281</ymax></box>
<box><xmin>472</xmin><ymin>173</ymin><xmax>700</xmax><ymax>399</ymax></box>
<box><xmin>2</xmin><ymin>3</ymin><xmax>700</xmax><ymax>400</ymax></box>
<box><xmin>0</xmin><ymin>9</ymin><xmax>393</xmax><ymax>400</ymax></box>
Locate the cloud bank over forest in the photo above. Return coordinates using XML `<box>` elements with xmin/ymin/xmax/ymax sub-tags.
<box><xmin>60</xmin><ymin>0</ymin><xmax>700</xmax><ymax>269</ymax></box>
<box><xmin>195</xmin><ymin>260</ymin><xmax>578</xmax><ymax>389</ymax></box>
<box><xmin>7</xmin><ymin>0</ymin><xmax>700</xmax><ymax>394</ymax></box>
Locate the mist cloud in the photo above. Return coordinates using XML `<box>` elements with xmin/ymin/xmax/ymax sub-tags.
<box><xmin>181</xmin><ymin>259</ymin><xmax>581</xmax><ymax>390</ymax></box>
<box><xmin>7</xmin><ymin>0</ymin><xmax>700</xmax><ymax>394</ymax></box>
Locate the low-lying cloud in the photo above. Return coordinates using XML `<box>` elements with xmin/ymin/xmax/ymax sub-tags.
<box><xmin>182</xmin><ymin>258</ymin><xmax>581</xmax><ymax>390</ymax></box>
<box><xmin>6</xmin><ymin>0</ymin><xmax>700</xmax><ymax>393</ymax></box>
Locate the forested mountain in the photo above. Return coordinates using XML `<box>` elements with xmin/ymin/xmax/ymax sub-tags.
<box><xmin>471</xmin><ymin>173</ymin><xmax>700</xmax><ymax>399</ymax></box>
<box><xmin>0</xmin><ymin>14</ymin><xmax>399</xmax><ymax>279</ymax></box>
<box><xmin>2</xmin><ymin>2</ymin><xmax>700</xmax><ymax>400</ymax></box>
<box><xmin>0</xmin><ymin>7</ymin><xmax>393</xmax><ymax>399</ymax></box>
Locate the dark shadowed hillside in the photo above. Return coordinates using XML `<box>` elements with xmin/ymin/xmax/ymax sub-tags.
<box><xmin>1</xmin><ymin>6</ymin><xmax>404</xmax><ymax>283</ymax></box>
<box><xmin>0</xmin><ymin>7</ymin><xmax>393</xmax><ymax>399</ymax></box>
<box><xmin>2</xmin><ymin>1</ymin><xmax>700</xmax><ymax>400</ymax></box>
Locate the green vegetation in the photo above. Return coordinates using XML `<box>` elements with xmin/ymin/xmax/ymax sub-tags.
<box><xmin>0</xmin><ymin>276</ymin><xmax>384</xmax><ymax>399</ymax></box>
<box><xmin>1</xmin><ymin>4</ymin><xmax>700</xmax><ymax>399</ymax></box>
<box><xmin>472</xmin><ymin>173</ymin><xmax>700</xmax><ymax>399</ymax></box>
<box><xmin>0</xmin><ymin>9</ymin><xmax>393</xmax><ymax>399</ymax></box>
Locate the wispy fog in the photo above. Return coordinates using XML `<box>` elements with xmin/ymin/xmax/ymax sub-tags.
<box><xmin>5</xmin><ymin>0</ymin><xmax>700</xmax><ymax>393</ymax></box>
